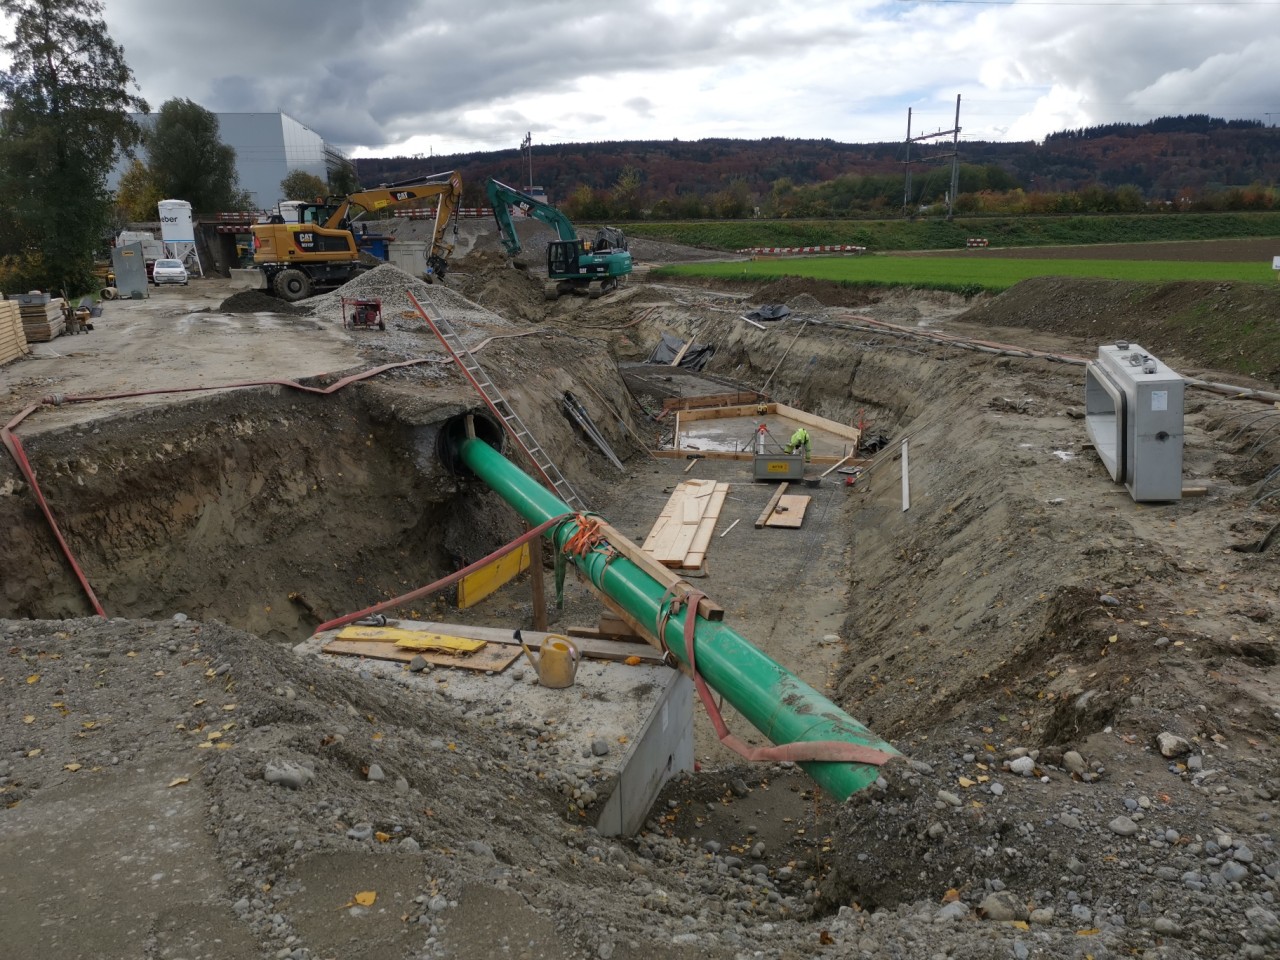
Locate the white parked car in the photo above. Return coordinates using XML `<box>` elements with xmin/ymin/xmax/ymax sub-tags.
<box><xmin>152</xmin><ymin>259</ymin><xmax>189</xmax><ymax>285</ymax></box>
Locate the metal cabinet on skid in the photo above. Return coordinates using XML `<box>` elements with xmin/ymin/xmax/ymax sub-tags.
<box><xmin>1085</xmin><ymin>341</ymin><xmax>1184</xmax><ymax>502</ymax></box>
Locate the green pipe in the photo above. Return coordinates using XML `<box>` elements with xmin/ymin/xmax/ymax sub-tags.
<box><xmin>460</xmin><ymin>437</ymin><xmax>900</xmax><ymax>800</ymax></box>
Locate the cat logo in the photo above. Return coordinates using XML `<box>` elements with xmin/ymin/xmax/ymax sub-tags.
<box><xmin>392</xmin><ymin>190</ymin><xmax>412</xmax><ymax>201</ymax></box>
<box><xmin>296</xmin><ymin>231</ymin><xmax>315</xmax><ymax>250</ymax></box>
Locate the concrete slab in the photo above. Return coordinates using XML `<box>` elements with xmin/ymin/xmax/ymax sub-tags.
<box><xmin>295</xmin><ymin>620</ymin><xmax>693</xmax><ymax>836</ymax></box>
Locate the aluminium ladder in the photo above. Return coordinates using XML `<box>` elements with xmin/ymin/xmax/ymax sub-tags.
<box><xmin>407</xmin><ymin>290</ymin><xmax>586</xmax><ymax>511</ymax></box>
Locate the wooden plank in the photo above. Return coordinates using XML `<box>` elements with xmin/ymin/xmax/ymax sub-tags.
<box><xmin>593</xmin><ymin>518</ymin><xmax>725</xmax><ymax>621</ymax></box>
<box><xmin>819</xmin><ymin>453</ymin><xmax>855</xmax><ymax>478</ymax></box>
<box><xmin>669</xmin><ymin>339</ymin><xmax>693</xmax><ymax>367</ymax></box>
<box><xmin>775</xmin><ymin>403</ymin><xmax>862</xmax><ymax>443</ymax></box>
<box><xmin>655</xmin><ymin>480</ymin><xmax>715</xmax><ymax>565</ymax></box>
<box><xmin>718</xmin><ymin>518</ymin><xmax>741</xmax><ymax>538</ymax></box>
<box><xmin>323</xmin><ymin>619</ymin><xmax>661</xmax><ymax>665</ymax></box>
<box><xmin>764</xmin><ymin>494</ymin><xmax>811</xmax><ymax>529</ymax></box>
<box><xmin>755</xmin><ymin>482</ymin><xmax>789</xmax><ymax>528</ymax></box>
<box><xmin>901</xmin><ymin>438</ymin><xmax>910</xmax><ymax>512</ymax></box>
<box><xmin>456</xmin><ymin>543</ymin><xmax>530</xmax><ymax>609</ymax></box>
<box><xmin>336</xmin><ymin>625</ymin><xmax>486</xmax><ymax>653</ymax></box>
<box><xmin>321</xmin><ymin>638</ymin><xmax>521</xmax><ymax>672</ymax></box>
<box><xmin>683</xmin><ymin>482</ymin><xmax>730</xmax><ymax>569</ymax></box>
<box><xmin>563</xmin><ymin>628</ymin><xmax>666</xmax><ymax>663</ymax></box>
<box><xmin>653</xmin><ymin>449</ymin><xmax>853</xmax><ymax>466</ymax></box>
<box><xmin>676</xmin><ymin>403</ymin><xmax>775</xmax><ymax>423</ymax></box>
<box><xmin>662</xmin><ymin>392</ymin><xmax>764</xmax><ymax>413</ymax></box>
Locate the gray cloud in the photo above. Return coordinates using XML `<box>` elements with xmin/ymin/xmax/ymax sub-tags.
<box><xmin>76</xmin><ymin>0</ymin><xmax>1280</xmax><ymax>153</ymax></box>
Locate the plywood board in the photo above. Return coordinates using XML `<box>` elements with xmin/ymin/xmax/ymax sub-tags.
<box><xmin>321</xmin><ymin>639</ymin><xmax>521</xmax><ymax>672</ymax></box>
<box><xmin>764</xmin><ymin>494</ymin><xmax>811</xmax><ymax>528</ymax></box>
<box><xmin>456</xmin><ymin>543</ymin><xmax>530</xmax><ymax>609</ymax></box>
<box><xmin>661</xmin><ymin>392</ymin><xmax>765</xmax><ymax>413</ymax></box>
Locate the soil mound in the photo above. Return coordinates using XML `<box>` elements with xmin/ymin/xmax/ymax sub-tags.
<box><xmin>960</xmin><ymin>278</ymin><xmax>1280</xmax><ymax>383</ymax></box>
<box><xmin>218</xmin><ymin>290</ymin><xmax>311</xmax><ymax>315</ymax></box>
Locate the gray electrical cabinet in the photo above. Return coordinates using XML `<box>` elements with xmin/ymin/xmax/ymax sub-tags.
<box><xmin>1085</xmin><ymin>341</ymin><xmax>1184</xmax><ymax>502</ymax></box>
<box><xmin>110</xmin><ymin>242</ymin><xmax>149</xmax><ymax>299</ymax></box>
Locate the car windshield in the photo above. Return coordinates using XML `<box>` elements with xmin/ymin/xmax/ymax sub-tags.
<box><xmin>156</xmin><ymin>260</ymin><xmax>181</xmax><ymax>268</ymax></box>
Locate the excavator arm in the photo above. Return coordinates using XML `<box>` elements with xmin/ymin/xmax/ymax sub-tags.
<box><xmin>485</xmin><ymin>178</ymin><xmax>579</xmax><ymax>255</ymax></box>
<box><xmin>321</xmin><ymin>171</ymin><xmax>463</xmax><ymax>273</ymax></box>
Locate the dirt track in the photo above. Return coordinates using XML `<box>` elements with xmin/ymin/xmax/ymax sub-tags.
<box><xmin>2</xmin><ymin>242</ymin><xmax>1280</xmax><ymax>959</ymax></box>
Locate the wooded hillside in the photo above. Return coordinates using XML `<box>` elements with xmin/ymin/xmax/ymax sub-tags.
<box><xmin>354</xmin><ymin>116</ymin><xmax>1280</xmax><ymax>212</ymax></box>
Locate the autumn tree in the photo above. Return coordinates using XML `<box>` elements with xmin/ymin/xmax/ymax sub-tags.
<box><xmin>610</xmin><ymin>166</ymin><xmax>643</xmax><ymax>219</ymax></box>
<box><xmin>327</xmin><ymin>162</ymin><xmax>359</xmax><ymax>197</ymax></box>
<box><xmin>116</xmin><ymin>158</ymin><xmax>164</xmax><ymax>221</ymax></box>
<box><xmin>147</xmin><ymin>99</ymin><xmax>250</xmax><ymax>213</ymax></box>
<box><xmin>280</xmin><ymin>169</ymin><xmax>327</xmax><ymax>201</ymax></box>
<box><xmin>0</xmin><ymin>0</ymin><xmax>148</xmax><ymax>292</ymax></box>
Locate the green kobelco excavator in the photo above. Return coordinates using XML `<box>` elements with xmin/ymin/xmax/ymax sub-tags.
<box><xmin>485</xmin><ymin>179</ymin><xmax>632</xmax><ymax>300</ymax></box>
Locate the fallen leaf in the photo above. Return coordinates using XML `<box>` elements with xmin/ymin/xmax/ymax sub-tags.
<box><xmin>26</xmin><ymin>748</ymin><xmax>41</xmax><ymax>758</ymax></box>
<box><xmin>818</xmin><ymin>930</ymin><xmax>834</xmax><ymax>945</ymax></box>
<box><xmin>22</xmin><ymin>715</ymin><xmax>34</xmax><ymax>724</ymax></box>
<box><xmin>82</xmin><ymin>721</ymin><xmax>97</xmax><ymax>730</ymax></box>
<box><xmin>214</xmin><ymin>741</ymin><xmax>233</xmax><ymax>750</ymax></box>
<box><xmin>1004</xmin><ymin>920</ymin><xmax>1030</xmax><ymax>930</ymax></box>
<box><xmin>958</xmin><ymin>777</ymin><xmax>975</xmax><ymax>788</ymax></box>
<box><xmin>222</xmin><ymin>704</ymin><xmax>237</xmax><ymax>712</ymax></box>
<box><xmin>26</xmin><ymin>674</ymin><xmax>40</xmax><ymax>685</ymax></box>
<box><xmin>375</xmin><ymin>832</ymin><xmax>391</xmax><ymax>843</ymax></box>
<box><xmin>624</xmin><ymin>656</ymin><xmax>642</xmax><ymax>666</ymax></box>
<box><xmin>193</xmin><ymin>699</ymin><xmax>206</xmax><ymax>706</ymax></box>
<box><xmin>1107</xmin><ymin>634</ymin><xmax>1118</xmax><ymax>644</ymax></box>
<box><xmin>354</xmin><ymin>891</ymin><xmax>377</xmax><ymax>906</ymax></box>
<box><xmin>1076</xmin><ymin>927</ymin><xmax>1100</xmax><ymax>936</ymax></box>
<box><xmin>168</xmin><ymin>777</ymin><xmax>190</xmax><ymax>788</ymax></box>
<box><xmin>63</xmin><ymin>763</ymin><xmax>82</xmax><ymax>772</ymax></box>
<box><xmin>206</xmin><ymin>731</ymin><xmax>222</xmax><ymax>741</ymax></box>
<box><xmin>941</xmin><ymin>888</ymin><xmax>960</xmax><ymax>903</ymax></box>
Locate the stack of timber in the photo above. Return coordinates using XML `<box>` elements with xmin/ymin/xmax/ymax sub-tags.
<box><xmin>642</xmin><ymin>478</ymin><xmax>729</xmax><ymax>570</ymax></box>
<box><xmin>19</xmin><ymin>298</ymin><xmax>66</xmax><ymax>342</ymax></box>
<box><xmin>0</xmin><ymin>301</ymin><xmax>29</xmax><ymax>365</ymax></box>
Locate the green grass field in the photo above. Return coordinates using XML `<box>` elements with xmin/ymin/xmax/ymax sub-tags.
<box><xmin>626</xmin><ymin>212</ymin><xmax>1280</xmax><ymax>252</ymax></box>
<box><xmin>653</xmin><ymin>255</ymin><xmax>1276</xmax><ymax>293</ymax></box>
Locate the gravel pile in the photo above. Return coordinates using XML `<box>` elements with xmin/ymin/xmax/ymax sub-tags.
<box><xmin>307</xmin><ymin>263</ymin><xmax>515</xmax><ymax>339</ymax></box>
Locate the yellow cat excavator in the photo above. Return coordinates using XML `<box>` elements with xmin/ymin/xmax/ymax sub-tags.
<box><xmin>251</xmin><ymin>170</ymin><xmax>463</xmax><ymax>301</ymax></box>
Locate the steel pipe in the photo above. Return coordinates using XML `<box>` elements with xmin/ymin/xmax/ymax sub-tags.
<box><xmin>460</xmin><ymin>436</ymin><xmax>900</xmax><ymax>800</ymax></box>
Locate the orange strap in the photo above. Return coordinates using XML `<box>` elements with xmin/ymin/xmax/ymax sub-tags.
<box><xmin>657</xmin><ymin>586</ymin><xmax>895</xmax><ymax>767</ymax></box>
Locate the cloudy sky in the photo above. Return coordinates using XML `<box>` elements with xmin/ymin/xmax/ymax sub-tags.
<box><xmin>5</xmin><ymin>0</ymin><xmax>1279</xmax><ymax>157</ymax></box>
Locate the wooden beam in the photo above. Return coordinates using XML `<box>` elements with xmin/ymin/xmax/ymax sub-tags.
<box><xmin>819</xmin><ymin>453</ymin><xmax>855</xmax><ymax>478</ymax></box>
<box><xmin>774</xmin><ymin>403</ymin><xmax>862</xmax><ymax>443</ymax></box>
<box><xmin>653</xmin><ymin>449</ymin><xmax>855</xmax><ymax>466</ymax></box>
<box><xmin>755</xmin><ymin>482</ymin><xmax>789</xmax><ymax>528</ymax></box>
<box><xmin>669</xmin><ymin>339</ymin><xmax>693</xmax><ymax>367</ymax></box>
<box><xmin>676</xmin><ymin>403</ymin><xmax>775</xmax><ymax>423</ymax></box>
<box><xmin>529</xmin><ymin>532</ymin><xmax>547</xmax><ymax>631</ymax></box>
<box><xmin>661</xmin><ymin>391</ymin><xmax>765</xmax><ymax>413</ymax></box>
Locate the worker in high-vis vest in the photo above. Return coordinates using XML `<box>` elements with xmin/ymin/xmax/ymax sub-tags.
<box><xmin>787</xmin><ymin>427</ymin><xmax>812</xmax><ymax>462</ymax></box>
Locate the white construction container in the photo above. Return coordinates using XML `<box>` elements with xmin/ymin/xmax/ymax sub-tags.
<box><xmin>388</xmin><ymin>240</ymin><xmax>428</xmax><ymax>277</ymax></box>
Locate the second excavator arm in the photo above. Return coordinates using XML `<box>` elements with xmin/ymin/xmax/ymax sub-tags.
<box><xmin>485</xmin><ymin>178</ymin><xmax>579</xmax><ymax>256</ymax></box>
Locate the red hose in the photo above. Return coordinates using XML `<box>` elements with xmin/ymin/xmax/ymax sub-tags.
<box><xmin>313</xmin><ymin>513</ymin><xmax>570</xmax><ymax>635</ymax></box>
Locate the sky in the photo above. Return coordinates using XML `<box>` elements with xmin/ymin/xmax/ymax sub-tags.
<box><xmin>3</xmin><ymin>0</ymin><xmax>1278</xmax><ymax>159</ymax></box>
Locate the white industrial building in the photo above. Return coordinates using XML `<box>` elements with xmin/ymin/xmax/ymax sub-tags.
<box><xmin>108</xmin><ymin>110</ymin><xmax>353</xmax><ymax>212</ymax></box>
